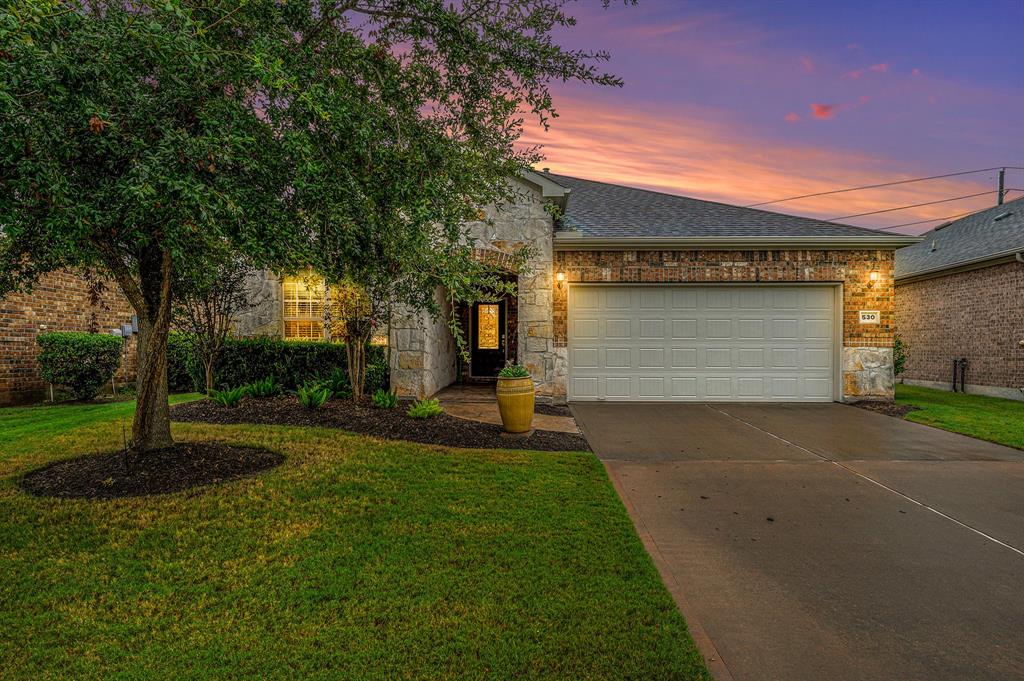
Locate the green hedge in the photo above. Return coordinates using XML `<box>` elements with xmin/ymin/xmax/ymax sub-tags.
<box><xmin>37</xmin><ymin>332</ymin><xmax>123</xmax><ymax>400</ymax></box>
<box><xmin>167</xmin><ymin>334</ymin><xmax>388</xmax><ymax>392</ymax></box>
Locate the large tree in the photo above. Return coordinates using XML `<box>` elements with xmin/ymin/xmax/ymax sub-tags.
<box><xmin>0</xmin><ymin>0</ymin><xmax>625</xmax><ymax>448</ymax></box>
<box><xmin>265</xmin><ymin>1</ymin><xmax>626</xmax><ymax>396</ymax></box>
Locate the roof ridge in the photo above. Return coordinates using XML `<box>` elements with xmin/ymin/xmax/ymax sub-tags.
<box><xmin>545</xmin><ymin>172</ymin><xmax>883</xmax><ymax>236</ymax></box>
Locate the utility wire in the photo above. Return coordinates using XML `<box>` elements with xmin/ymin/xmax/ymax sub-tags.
<box><xmin>745</xmin><ymin>166</ymin><xmax>1024</xmax><ymax>208</ymax></box>
<box><xmin>830</xmin><ymin>190</ymin><xmax>997</xmax><ymax>220</ymax></box>
<box><xmin>866</xmin><ymin>188</ymin><xmax>1024</xmax><ymax>231</ymax></box>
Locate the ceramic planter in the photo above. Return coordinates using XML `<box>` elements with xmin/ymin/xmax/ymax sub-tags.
<box><xmin>495</xmin><ymin>375</ymin><xmax>535</xmax><ymax>433</ymax></box>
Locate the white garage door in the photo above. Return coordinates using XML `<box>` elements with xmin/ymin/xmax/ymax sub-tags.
<box><xmin>568</xmin><ymin>285</ymin><xmax>837</xmax><ymax>402</ymax></box>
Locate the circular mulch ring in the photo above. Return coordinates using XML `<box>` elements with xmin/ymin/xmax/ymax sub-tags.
<box><xmin>19</xmin><ymin>442</ymin><xmax>285</xmax><ymax>500</ymax></box>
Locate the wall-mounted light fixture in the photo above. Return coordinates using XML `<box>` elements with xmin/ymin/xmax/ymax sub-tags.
<box><xmin>555</xmin><ymin>270</ymin><xmax>566</xmax><ymax>290</ymax></box>
<box><xmin>867</xmin><ymin>270</ymin><xmax>879</xmax><ymax>288</ymax></box>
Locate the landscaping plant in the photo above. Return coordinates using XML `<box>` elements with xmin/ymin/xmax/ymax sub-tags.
<box><xmin>36</xmin><ymin>332</ymin><xmax>123</xmax><ymax>400</ymax></box>
<box><xmin>297</xmin><ymin>383</ymin><xmax>331</xmax><ymax>410</ymax></box>
<box><xmin>321</xmin><ymin>368</ymin><xmax>352</xmax><ymax>400</ymax></box>
<box><xmin>246</xmin><ymin>376</ymin><xmax>281</xmax><ymax>399</ymax></box>
<box><xmin>498</xmin><ymin>364</ymin><xmax>531</xmax><ymax>379</ymax></box>
<box><xmin>407</xmin><ymin>398</ymin><xmax>444</xmax><ymax>419</ymax></box>
<box><xmin>893</xmin><ymin>334</ymin><xmax>908</xmax><ymax>378</ymax></box>
<box><xmin>209</xmin><ymin>386</ymin><xmax>248</xmax><ymax>408</ymax></box>
<box><xmin>371</xmin><ymin>389</ymin><xmax>399</xmax><ymax>409</ymax></box>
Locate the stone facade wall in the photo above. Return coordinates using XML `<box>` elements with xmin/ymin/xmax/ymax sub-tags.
<box><xmin>388</xmin><ymin>178</ymin><xmax>559</xmax><ymax>400</ymax></box>
<box><xmin>0</xmin><ymin>270</ymin><xmax>138</xmax><ymax>404</ymax></box>
<box><xmin>896</xmin><ymin>260</ymin><xmax>1024</xmax><ymax>399</ymax></box>
<box><xmin>554</xmin><ymin>249</ymin><xmax>897</xmax><ymax>401</ymax></box>
<box><xmin>464</xmin><ymin>182</ymin><xmax>557</xmax><ymax>396</ymax></box>
<box><xmin>389</xmin><ymin>288</ymin><xmax>458</xmax><ymax>398</ymax></box>
<box><xmin>234</xmin><ymin>270</ymin><xmax>284</xmax><ymax>337</ymax></box>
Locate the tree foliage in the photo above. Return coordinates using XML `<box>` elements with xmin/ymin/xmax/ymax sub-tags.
<box><xmin>1</xmin><ymin>0</ymin><xmax>625</xmax><ymax>447</ymax></box>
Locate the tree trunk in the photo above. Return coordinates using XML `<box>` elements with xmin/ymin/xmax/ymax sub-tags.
<box><xmin>204</xmin><ymin>359</ymin><xmax>215</xmax><ymax>394</ymax></box>
<box><xmin>346</xmin><ymin>319</ymin><xmax>371</xmax><ymax>400</ymax></box>
<box><xmin>132</xmin><ymin>248</ymin><xmax>174</xmax><ymax>452</ymax></box>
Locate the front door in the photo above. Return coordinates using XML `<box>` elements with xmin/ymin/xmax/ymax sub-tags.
<box><xmin>470</xmin><ymin>301</ymin><xmax>507</xmax><ymax>377</ymax></box>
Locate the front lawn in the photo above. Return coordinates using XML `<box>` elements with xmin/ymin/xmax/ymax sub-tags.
<box><xmin>0</xmin><ymin>400</ymin><xmax>709</xmax><ymax>679</ymax></box>
<box><xmin>896</xmin><ymin>384</ymin><xmax>1024</xmax><ymax>449</ymax></box>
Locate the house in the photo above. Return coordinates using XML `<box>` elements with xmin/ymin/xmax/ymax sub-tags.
<box><xmin>381</xmin><ymin>171</ymin><xmax>916</xmax><ymax>403</ymax></box>
<box><xmin>0</xmin><ymin>170</ymin><xmax>918</xmax><ymax>405</ymax></box>
<box><xmin>895</xmin><ymin>198</ymin><xmax>1024</xmax><ymax>400</ymax></box>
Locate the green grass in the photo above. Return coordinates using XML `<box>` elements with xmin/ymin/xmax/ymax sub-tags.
<box><xmin>0</xmin><ymin>400</ymin><xmax>709</xmax><ymax>680</ymax></box>
<box><xmin>896</xmin><ymin>384</ymin><xmax>1024</xmax><ymax>449</ymax></box>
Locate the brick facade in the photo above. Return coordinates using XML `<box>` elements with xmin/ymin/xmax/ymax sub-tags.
<box><xmin>0</xmin><ymin>270</ymin><xmax>137</xmax><ymax>404</ymax></box>
<box><xmin>896</xmin><ymin>260</ymin><xmax>1024</xmax><ymax>397</ymax></box>
<box><xmin>553</xmin><ymin>249</ymin><xmax>896</xmax><ymax>400</ymax></box>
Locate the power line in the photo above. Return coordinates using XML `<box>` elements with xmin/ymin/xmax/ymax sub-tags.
<box><xmin>864</xmin><ymin>188</ymin><xmax>1024</xmax><ymax>231</ymax></box>
<box><xmin>745</xmin><ymin>166</ymin><xmax>1024</xmax><ymax>208</ymax></box>
<box><xmin>830</xmin><ymin>190</ymin><xmax>997</xmax><ymax>221</ymax></box>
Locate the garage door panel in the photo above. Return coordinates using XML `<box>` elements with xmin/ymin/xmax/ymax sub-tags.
<box><xmin>568</xmin><ymin>285</ymin><xmax>835</xmax><ymax>402</ymax></box>
<box><xmin>605</xmin><ymin>318</ymin><xmax>631</xmax><ymax>339</ymax></box>
<box><xmin>672</xmin><ymin>319</ymin><xmax>698</xmax><ymax>338</ymax></box>
<box><xmin>639</xmin><ymin>319</ymin><xmax>665</xmax><ymax>338</ymax></box>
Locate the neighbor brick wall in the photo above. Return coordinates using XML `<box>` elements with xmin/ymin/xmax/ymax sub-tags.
<box><xmin>896</xmin><ymin>260</ymin><xmax>1024</xmax><ymax>391</ymax></box>
<box><xmin>553</xmin><ymin>249</ymin><xmax>895</xmax><ymax>347</ymax></box>
<box><xmin>0</xmin><ymin>270</ymin><xmax>137</xmax><ymax>404</ymax></box>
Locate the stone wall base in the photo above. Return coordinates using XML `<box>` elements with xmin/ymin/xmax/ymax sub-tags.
<box><xmin>843</xmin><ymin>347</ymin><xmax>894</xmax><ymax>401</ymax></box>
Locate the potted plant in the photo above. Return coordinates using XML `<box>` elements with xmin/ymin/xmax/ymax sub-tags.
<box><xmin>496</xmin><ymin>363</ymin><xmax>534</xmax><ymax>434</ymax></box>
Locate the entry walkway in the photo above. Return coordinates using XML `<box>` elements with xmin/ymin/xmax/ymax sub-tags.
<box><xmin>436</xmin><ymin>384</ymin><xmax>579</xmax><ymax>434</ymax></box>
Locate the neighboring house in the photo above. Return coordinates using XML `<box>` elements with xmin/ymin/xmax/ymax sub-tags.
<box><xmin>895</xmin><ymin>198</ymin><xmax>1024</xmax><ymax>400</ymax></box>
<box><xmin>0</xmin><ymin>271</ymin><xmax>137</xmax><ymax>405</ymax></box>
<box><xmin>0</xmin><ymin>170</ymin><xmax>917</xmax><ymax>405</ymax></box>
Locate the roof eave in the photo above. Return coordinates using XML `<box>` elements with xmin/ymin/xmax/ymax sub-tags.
<box><xmin>553</xmin><ymin>234</ymin><xmax>922</xmax><ymax>251</ymax></box>
<box><xmin>895</xmin><ymin>248</ymin><xmax>1024</xmax><ymax>283</ymax></box>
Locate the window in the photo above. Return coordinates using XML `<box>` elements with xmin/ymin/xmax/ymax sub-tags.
<box><xmin>477</xmin><ymin>304</ymin><xmax>500</xmax><ymax>349</ymax></box>
<box><xmin>283</xmin><ymin>275</ymin><xmax>325</xmax><ymax>341</ymax></box>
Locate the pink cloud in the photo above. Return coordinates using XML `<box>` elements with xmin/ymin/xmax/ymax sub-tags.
<box><xmin>843</xmin><ymin>62</ymin><xmax>890</xmax><ymax>79</ymax></box>
<box><xmin>911</xmin><ymin>68</ymin><xmax>922</xmax><ymax>77</ymax></box>
<box><xmin>784</xmin><ymin>112</ymin><xmax>802</xmax><ymax>123</ymax></box>
<box><xmin>800</xmin><ymin>55</ymin><xmax>814</xmax><ymax>72</ymax></box>
<box><xmin>810</xmin><ymin>103</ymin><xmax>837</xmax><ymax>119</ymax></box>
<box><xmin>518</xmin><ymin>94</ymin><xmax>997</xmax><ymax>234</ymax></box>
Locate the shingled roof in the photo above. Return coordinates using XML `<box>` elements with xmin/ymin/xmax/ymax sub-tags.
<box><xmin>895</xmin><ymin>197</ymin><xmax>1024</xmax><ymax>280</ymax></box>
<box><xmin>545</xmin><ymin>173</ymin><xmax>893</xmax><ymax>239</ymax></box>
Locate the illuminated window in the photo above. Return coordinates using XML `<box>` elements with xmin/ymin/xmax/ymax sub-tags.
<box><xmin>283</xmin><ymin>275</ymin><xmax>325</xmax><ymax>341</ymax></box>
<box><xmin>477</xmin><ymin>304</ymin><xmax>499</xmax><ymax>349</ymax></box>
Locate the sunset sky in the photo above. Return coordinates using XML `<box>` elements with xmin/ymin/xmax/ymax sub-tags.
<box><xmin>524</xmin><ymin>0</ymin><xmax>1024</xmax><ymax>233</ymax></box>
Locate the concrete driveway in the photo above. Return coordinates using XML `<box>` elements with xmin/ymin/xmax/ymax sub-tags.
<box><xmin>571</xmin><ymin>402</ymin><xmax>1024</xmax><ymax>681</ymax></box>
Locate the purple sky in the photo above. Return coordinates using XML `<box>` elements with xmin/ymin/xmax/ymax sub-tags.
<box><xmin>523</xmin><ymin>0</ymin><xmax>1024</xmax><ymax>233</ymax></box>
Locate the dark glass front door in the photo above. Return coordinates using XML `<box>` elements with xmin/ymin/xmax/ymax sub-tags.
<box><xmin>470</xmin><ymin>301</ymin><xmax>506</xmax><ymax>377</ymax></box>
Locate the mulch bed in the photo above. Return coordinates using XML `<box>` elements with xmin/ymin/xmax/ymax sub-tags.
<box><xmin>19</xmin><ymin>443</ymin><xmax>284</xmax><ymax>500</ymax></box>
<box><xmin>171</xmin><ymin>397</ymin><xmax>591</xmax><ymax>452</ymax></box>
<box><xmin>850</xmin><ymin>400</ymin><xmax>920</xmax><ymax>418</ymax></box>
<box><xmin>534</xmin><ymin>403</ymin><xmax>573</xmax><ymax>417</ymax></box>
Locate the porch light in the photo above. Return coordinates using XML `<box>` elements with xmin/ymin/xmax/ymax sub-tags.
<box><xmin>555</xmin><ymin>270</ymin><xmax>566</xmax><ymax>289</ymax></box>
<box><xmin>867</xmin><ymin>270</ymin><xmax>879</xmax><ymax>287</ymax></box>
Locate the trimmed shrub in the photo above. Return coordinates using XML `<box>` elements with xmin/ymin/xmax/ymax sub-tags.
<box><xmin>167</xmin><ymin>332</ymin><xmax>202</xmax><ymax>392</ymax></box>
<box><xmin>36</xmin><ymin>332</ymin><xmax>123</xmax><ymax>400</ymax></box>
<box><xmin>166</xmin><ymin>336</ymin><xmax>387</xmax><ymax>392</ymax></box>
<box><xmin>364</xmin><ymin>357</ymin><xmax>390</xmax><ymax>394</ymax></box>
<box><xmin>321</xmin><ymin>367</ymin><xmax>352</xmax><ymax>399</ymax></box>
